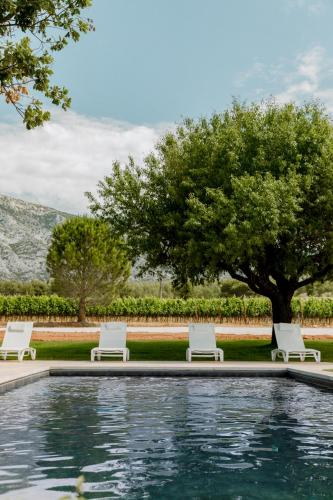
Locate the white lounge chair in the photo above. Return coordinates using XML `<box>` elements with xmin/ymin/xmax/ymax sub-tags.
<box><xmin>271</xmin><ymin>323</ymin><xmax>321</xmax><ymax>363</ymax></box>
<box><xmin>186</xmin><ymin>323</ymin><xmax>224</xmax><ymax>362</ymax></box>
<box><xmin>91</xmin><ymin>322</ymin><xmax>129</xmax><ymax>362</ymax></box>
<box><xmin>0</xmin><ymin>322</ymin><xmax>35</xmax><ymax>361</ymax></box>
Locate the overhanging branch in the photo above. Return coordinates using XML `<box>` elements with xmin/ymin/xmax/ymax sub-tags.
<box><xmin>297</xmin><ymin>264</ymin><xmax>333</xmax><ymax>288</ymax></box>
<box><xmin>228</xmin><ymin>269</ymin><xmax>262</xmax><ymax>294</ymax></box>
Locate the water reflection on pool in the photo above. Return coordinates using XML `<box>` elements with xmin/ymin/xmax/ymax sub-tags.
<box><xmin>0</xmin><ymin>377</ymin><xmax>332</xmax><ymax>499</ymax></box>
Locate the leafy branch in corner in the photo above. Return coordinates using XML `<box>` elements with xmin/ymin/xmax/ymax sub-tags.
<box><xmin>0</xmin><ymin>1</ymin><xmax>94</xmax><ymax>128</ymax></box>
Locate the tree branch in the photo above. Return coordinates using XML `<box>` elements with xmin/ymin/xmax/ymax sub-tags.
<box><xmin>296</xmin><ymin>264</ymin><xmax>333</xmax><ymax>289</ymax></box>
<box><xmin>228</xmin><ymin>268</ymin><xmax>262</xmax><ymax>295</ymax></box>
<box><xmin>0</xmin><ymin>13</ymin><xmax>15</xmax><ymax>24</ymax></box>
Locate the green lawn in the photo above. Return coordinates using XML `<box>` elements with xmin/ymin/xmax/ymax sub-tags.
<box><xmin>27</xmin><ymin>339</ymin><xmax>333</xmax><ymax>362</ymax></box>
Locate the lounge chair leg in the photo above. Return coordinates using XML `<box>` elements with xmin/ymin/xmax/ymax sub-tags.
<box><xmin>123</xmin><ymin>351</ymin><xmax>127</xmax><ymax>362</ymax></box>
<box><xmin>91</xmin><ymin>352</ymin><xmax>95</xmax><ymax>362</ymax></box>
<box><xmin>31</xmin><ymin>349</ymin><xmax>36</xmax><ymax>360</ymax></box>
<box><xmin>283</xmin><ymin>353</ymin><xmax>288</xmax><ymax>363</ymax></box>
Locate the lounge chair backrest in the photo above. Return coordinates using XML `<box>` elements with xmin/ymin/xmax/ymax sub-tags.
<box><xmin>1</xmin><ymin>322</ymin><xmax>34</xmax><ymax>349</ymax></box>
<box><xmin>189</xmin><ymin>323</ymin><xmax>217</xmax><ymax>350</ymax></box>
<box><xmin>274</xmin><ymin>323</ymin><xmax>305</xmax><ymax>351</ymax></box>
<box><xmin>99</xmin><ymin>322</ymin><xmax>127</xmax><ymax>348</ymax></box>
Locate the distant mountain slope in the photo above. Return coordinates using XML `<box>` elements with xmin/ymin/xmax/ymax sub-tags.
<box><xmin>0</xmin><ymin>195</ymin><xmax>71</xmax><ymax>281</ymax></box>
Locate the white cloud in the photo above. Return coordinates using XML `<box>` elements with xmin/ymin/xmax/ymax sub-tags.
<box><xmin>284</xmin><ymin>0</ymin><xmax>326</xmax><ymax>14</ymax></box>
<box><xmin>0</xmin><ymin>112</ymin><xmax>170</xmax><ymax>213</ymax></box>
<box><xmin>297</xmin><ymin>46</ymin><xmax>323</xmax><ymax>81</ymax></box>
<box><xmin>235</xmin><ymin>61</ymin><xmax>284</xmax><ymax>89</ymax></box>
<box><xmin>238</xmin><ymin>45</ymin><xmax>333</xmax><ymax>113</ymax></box>
<box><xmin>276</xmin><ymin>46</ymin><xmax>333</xmax><ymax>109</ymax></box>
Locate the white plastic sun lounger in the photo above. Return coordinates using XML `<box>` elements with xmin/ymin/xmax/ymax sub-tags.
<box><xmin>271</xmin><ymin>323</ymin><xmax>321</xmax><ymax>363</ymax></box>
<box><xmin>0</xmin><ymin>321</ymin><xmax>35</xmax><ymax>361</ymax></box>
<box><xmin>91</xmin><ymin>322</ymin><xmax>129</xmax><ymax>362</ymax></box>
<box><xmin>186</xmin><ymin>323</ymin><xmax>224</xmax><ymax>362</ymax></box>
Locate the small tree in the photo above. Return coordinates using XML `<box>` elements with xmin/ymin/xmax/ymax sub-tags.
<box><xmin>47</xmin><ymin>216</ymin><xmax>131</xmax><ymax>323</ymax></box>
<box><xmin>0</xmin><ymin>1</ymin><xmax>94</xmax><ymax>128</ymax></box>
<box><xmin>88</xmin><ymin>100</ymin><xmax>333</xmax><ymax>344</ymax></box>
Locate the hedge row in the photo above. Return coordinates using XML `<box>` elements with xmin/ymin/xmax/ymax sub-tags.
<box><xmin>0</xmin><ymin>295</ymin><xmax>333</xmax><ymax>319</ymax></box>
<box><xmin>87</xmin><ymin>297</ymin><xmax>271</xmax><ymax>318</ymax></box>
<box><xmin>0</xmin><ymin>295</ymin><xmax>77</xmax><ymax>316</ymax></box>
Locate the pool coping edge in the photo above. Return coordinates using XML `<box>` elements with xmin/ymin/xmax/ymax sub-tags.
<box><xmin>287</xmin><ymin>367</ymin><xmax>333</xmax><ymax>390</ymax></box>
<box><xmin>0</xmin><ymin>369</ymin><xmax>49</xmax><ymax>394</ymax></box>
<box><xmin>1</xmin><ymin>365</ymin><xmax>333</xmax><ymax>394</ymax></box>
<box><xmin>49</xmin><ymin>367</ymin><xmax>288</xmax><ymax>378</ymax></box>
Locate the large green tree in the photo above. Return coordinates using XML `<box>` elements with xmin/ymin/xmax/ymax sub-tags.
<box><xmin>47</xmin><ymin>216</ymin><xmax>131</xmax><ymax>323</ymax></box>
<box><xmin>89</xmin><ymin>101</ymin><xmax>333</xmax><ymax>342</ymax></box>
<box><xmin>0</xmin><ymin>0</ymin><xmax>93</xmax><ymax>129</ymax></box>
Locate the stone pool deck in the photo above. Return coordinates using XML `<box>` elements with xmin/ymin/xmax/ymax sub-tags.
<box><xmin>0</xmin><ymin>361</ymin><xmax>333</xmax><ymax>393</ymax></box>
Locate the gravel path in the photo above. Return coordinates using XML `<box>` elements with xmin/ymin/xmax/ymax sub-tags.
<box><xmin>29</xmin><ymin>325</ymin><xmax>333</xmax><ymax>335</ymax></box>
<box><xmin>1</xmin><ymin>325</ymin><xmax>332</xmax><ymax>341</ymax></box>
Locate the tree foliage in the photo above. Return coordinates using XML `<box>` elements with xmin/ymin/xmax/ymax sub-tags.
<box><xmin>0</xmin><ymin>279</ymin><xmax>51</xmax><ymax>295</ymax></box>
<box><xmin>89</xmin><ymin>100</ymin><xmax>333</xmax><ymax>338</ymax></box>
<box><xmin>124</xmin><ymin>278</ymin><xmax>254</xmax><ymax>299</ymax></box>
<box><xmin>47</xmin><ymin>216</ymin><xmax>131</xmax><ymax>322</ymax></box>
<box><xmin>0</xmin><ymin>0</ymin><xmax>93</xmax><ymax>128</ymax></box>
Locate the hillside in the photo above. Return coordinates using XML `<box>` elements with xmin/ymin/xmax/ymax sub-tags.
<box><xmin>0</xmin><ymin>195</ymin><xmax>71</xmax><ymax>281</ymax></box>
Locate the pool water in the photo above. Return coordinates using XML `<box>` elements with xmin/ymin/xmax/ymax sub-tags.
<box><xmin>0</xmin><ymin>377</ymin><xmax>332</xmax><ymax>499</ymax></box>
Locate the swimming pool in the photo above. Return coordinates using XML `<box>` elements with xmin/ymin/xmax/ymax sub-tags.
<box><xmin>0</xmin><ymin>377</ymin><xmax>332</xmax><ymax>499</ymax></box>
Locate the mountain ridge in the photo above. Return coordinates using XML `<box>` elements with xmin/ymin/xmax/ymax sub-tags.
<box><xmin>0</xmin><ymin>194</ymin><xmax>72</xmax><ymax>281</ymax></box>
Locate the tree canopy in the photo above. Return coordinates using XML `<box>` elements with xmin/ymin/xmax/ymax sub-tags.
<box><xmin>89</xmin><ymin>100</ymin><xmax>333</xmax><ymax>338</ymax></box>
<box><xmin>47</xmin><ymin>216</ymin><xmax>131</xmax><ymax>323</ymax></box>
<box><xmin>0</xmin><ymin>0</ymin><xmax>93</xmax><ymax>128</ymax></box>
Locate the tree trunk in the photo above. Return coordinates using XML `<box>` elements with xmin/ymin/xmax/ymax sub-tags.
<box><xmin>78</xmin><ymin>297</ymin><xmax>86</xmax><ymax>324</ymax></box>
<box><xmin>270</xmin><ymin>292</ymin><xmax>293</xmax><ymax>347</ymax></box>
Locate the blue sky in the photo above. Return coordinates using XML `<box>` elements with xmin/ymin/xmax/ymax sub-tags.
<box><xmin>52</xmin><ymin>0</ymin><xmax>333</xmax><ymax>124</ymax></box>
<box><xmin>1</xmin><ymin>0</ymin><xmax>333</xmax><ymax>212</ymax></box>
